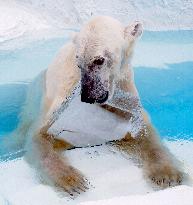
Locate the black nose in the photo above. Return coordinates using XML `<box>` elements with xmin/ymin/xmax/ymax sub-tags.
<box><xmin>81</xmin><ymin>89</ymin><xmax>109</xmax><ymax>104</ymax></box>
<box><xmin>95</xmin><ymin>91</ymin><xmax>109</xmax><ymax>104</ymax></box>
<box><xmin>81</xmin><ymin>94</ymin><xmax>95</xmax><ymax>104</ymax></box>
<box><xmin>81</xmin><ymin>87</ymin><xmax>95</xmax><ymax>104</ymax></box>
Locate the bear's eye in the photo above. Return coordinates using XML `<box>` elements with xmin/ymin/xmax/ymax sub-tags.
<box><xmin>77</xmin><ymin>63</ymin><xmax>83</xmax><ymax>69</ymax></box>
<box><xmin>93</xmin><ymin>57</ymin><xmax>105</xmax><ymax>66</ymax></box>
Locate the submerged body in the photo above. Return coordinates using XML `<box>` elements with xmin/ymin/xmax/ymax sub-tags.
<box><xmin>5</xmin><ymin>16</ymin><xmax>185</xmax><ymax>196</ymax></box>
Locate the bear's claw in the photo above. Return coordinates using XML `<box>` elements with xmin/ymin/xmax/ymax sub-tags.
<box><xmin>55</xmin><ymin>166</ymin><xmax>89</xmax><ymax>197</ymax></box>
<box><xmin>147</xmin><ymin>163</ymin><xmax>184</xmax><ymax>188</ymax></box>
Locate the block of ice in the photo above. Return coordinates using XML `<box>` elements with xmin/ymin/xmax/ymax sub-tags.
<box><xmin>49</xmin><ymin>83</ymin><xmax>144</xmax><ymax>147</ymax></box>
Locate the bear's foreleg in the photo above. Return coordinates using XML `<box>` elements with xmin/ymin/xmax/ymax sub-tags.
<box><xmin>114</xmin><ymin>69</ymin><xmax>185</xmax><ymax>188</ymax></box>
<box><xmin>26</xmin><ymin>125</ymin><xmax>88</xmax><ymax>197</ymax></box>
<box><xmin>114</xmin><ymin>113</ymin><xmax>185</xmax><ymax>188</ymax></box>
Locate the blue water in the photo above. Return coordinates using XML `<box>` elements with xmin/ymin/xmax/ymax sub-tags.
<box><xmin>0</xmin><ymin>31</ymin><xmax>193</xmax><ymax>143</ymax></box>
<box><xmin>135</xmin><ymin>62</ymin><xmax>193</xmax><ymax>140</ymax></box>
<box><xmin>0</xmin><ymin>37</ymin><xmax>68</xmax><ymax>138</ymax></box>
<box><xmin>0</xmin><ymin>84</ymin><xmax>27</xmax><ymax>135</ymax></box>
<box><xmin>142</xmin><ymin>30</ymin><xmax>193</xmax><ymax>44</ymax></box>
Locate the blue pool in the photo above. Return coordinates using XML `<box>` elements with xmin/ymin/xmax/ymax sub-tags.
<box><xmin>0</xmin><ymin>30</ymin><xmax>193</xmax><ymax>148</ymax></box>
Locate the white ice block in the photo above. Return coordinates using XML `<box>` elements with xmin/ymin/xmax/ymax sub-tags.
<box><xmin>49</xmin><ymin>84</ymin><xmax>144</xmax><ymax>147</ymax></box>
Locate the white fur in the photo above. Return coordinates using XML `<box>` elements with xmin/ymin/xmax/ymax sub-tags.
<box><xmin>6</xmin><ymin>16</ymin><xmax>143</xmax><ymax>151</ymax></box>
<box><xmin>4</xmin><ymin>16</ymin><xmax>184</xmax><ymax>195</ymax></box>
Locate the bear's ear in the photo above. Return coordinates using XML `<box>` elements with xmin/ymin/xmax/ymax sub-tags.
<box><xmin>124</xmin><ymin>21</ymin><xmax>143</xmax><ymax>40</ymax></box>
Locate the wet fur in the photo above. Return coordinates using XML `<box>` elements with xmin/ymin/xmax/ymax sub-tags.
<box><xmin>7</xmin><ymin>16</ymin><xmax>185</xmax><ymax>196</ymax></box>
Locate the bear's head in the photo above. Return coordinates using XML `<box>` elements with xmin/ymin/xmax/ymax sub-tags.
<box><xmin>73</xmin><ymin>16</ymin><xmax>143</xmax><ymax>104</ymax></box>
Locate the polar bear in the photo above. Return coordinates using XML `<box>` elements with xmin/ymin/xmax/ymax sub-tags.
<box><xmin>5</xmin><ymin>16</ymin><xmax>184</xmax><ymax>196</ymax></box>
